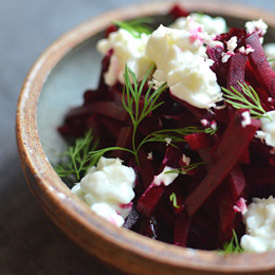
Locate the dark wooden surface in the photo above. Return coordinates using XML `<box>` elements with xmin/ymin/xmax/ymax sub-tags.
<box><xmin>1</xmin><ymin>0</ymin><xmax>274</xmax><ymax>274</ymax></box>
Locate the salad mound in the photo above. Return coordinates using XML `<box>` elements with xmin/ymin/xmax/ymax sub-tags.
<box><xmin>57</xmin><ymin>5</ymin><xmax>275</xmax><ymax>252</ymax></box>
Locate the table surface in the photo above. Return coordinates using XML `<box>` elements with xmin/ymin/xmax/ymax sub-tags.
<box><xmin>1</xmin><ymin>0</ymin><xmax>274</xmax><ymax>274</ymax></box>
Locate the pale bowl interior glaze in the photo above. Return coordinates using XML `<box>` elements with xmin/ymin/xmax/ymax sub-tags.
<box><xmin>17</xmin><ymin>2</ymin><xmax>275</xmax><ymax>274</ymax></box>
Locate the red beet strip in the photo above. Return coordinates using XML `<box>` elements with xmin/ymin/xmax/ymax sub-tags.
<box><xmin>184</xmin><ymin>110</ymin><xmax>260</xmax><ymax>216</ymax></box>
<box><xmin>246</xmin><ymin>32</ymin><xmax>275</xmax><ymax>99</ymax></box>
<box><xmin>227</xmin><ymin>53</ymin><xmax>247</xmax><ymax>90</ymax></box>
<box><xmin>174</xmin><ymin>211</ymin><xmax>191</xmax><ymax>247</ymax></box>
<box><xmin>65</xmin><ymin>101</ymin><xmax>128</xmax><ymax>122</ymax></box>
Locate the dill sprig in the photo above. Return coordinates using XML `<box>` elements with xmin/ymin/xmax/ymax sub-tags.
<box><xmin>165</xmin><ymin>162</ymin><xmax>205</xmax><ymax>175</ymax></box>
<box><xmin>122</xmin><ymin>64</ymin><xmax>167</xmax><ymax>164</ymax></box>
<box><xmin>88</xmin><ymin>147</ymin><xmax>134</xmax><ymax>167</ymax></box>
<box><xmin>55</xmin><ymin>130</ymin><xmax>98</xmax><ymax>181</ymax></box>
<box><xmin>114</xmin><ymin>18</ymin><xmax>153</xmax><ymax>38</ymax></box>
<box><xmin>219</xmin><ymin>230</ymin><xmax>243</xmax><ymax>254</ymax></box>
<box><xmin>222</xmin><ymin>82</ymin><xmax>270</xmax><ymax>120</ymax></box>
<box><xmin>169</xmin><ymin>192</ymin><xmax>181</xmax><ymax>209</ymax></box>
<box><xmin>57</xmin><ymin>66</ymin><xmax>219</xmax><ymax>177</ymax></box>
<box><xmin>137</xmin><ymin>126</ymin><xmax>215</xmax><ymax>151</ymax></box>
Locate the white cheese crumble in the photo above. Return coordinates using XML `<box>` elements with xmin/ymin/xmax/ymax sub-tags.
<box><xmin>171</xmin><ymin>13</ymin><xmax>227</xmax><ymax>35</ymax></box>
<box><xmin>221</xmin><ymin>36</ymin><xmax>237</xmax><ymax>63</ymax></box>
<box><xmin>241</xmin><ymin>196</ymin><xmax>275</xmax><ymax>252</ymax></box>
<box><xmin>264</xmin><ymin>43</ymin><xmax>275</xmax><ymax>71</ymax></box>
<box><xmin>153</xmin><ymin>166</ymin><xmax>179</xmax><ymax>186</ymax></box>
<box><xmin>255</xmin><ymin>110</ymin><xmax>275</xmax><ymax>148</ymax></box>
<box><xmin>182</xmin><ymin>154</ymin><xmax>191</xmax><ymax>166</ymax></box>
<box><xmin>245</xmin><ymin>19</ymin><xmax>268</xmax><ymax>37</ymax></box>
<box><xmin>239</xmin><ymin>45</ymin><xmax>255</xmax><ymax>55</ymax></box>
<box><xmin>164</xmin><ymin>137</ymin><xmax>172</xmax><ymax>146</ymax></box>
<box><xmin>233</xmin><ymin>197</ymin><xmax>248</xmax><ymax>215</ymax></box>
<box><xmin>71</xmin><ymin>157</ymin><xmax>136</xmax><ymax>227</ymax></box>
<box><xmin>146</xmin><ymin>24</ymin><xmax>222</xmax><ymax>109</ymax></box>
<box><xmin>200</xmin><ymin>118</ymin><xmax>209</xmax><ymax>127</ymax></box>
<box><xmin>245</xmin><ymin>19</ymin><xmax>268</xmax><ymax>44</ymax></box>
<box><xmin>147</xmin><ymin>151</ymin><xmax>153</xmax><ymax>160</ymax></box>
<box><xmin>241</xmin><ymin>111</ymin><xmax>252</xmax><ymax>128</ymax></box>
<box><xmin>96</xmin><ymin>29</ymin><xmax>153</xmax><ymax>86</ymax></box>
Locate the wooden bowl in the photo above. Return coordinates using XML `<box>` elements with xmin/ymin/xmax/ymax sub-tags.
<box><xmin>16</xmin><ymin>1</ymin><xmax>275</xmax><ymax>274</ymax></box>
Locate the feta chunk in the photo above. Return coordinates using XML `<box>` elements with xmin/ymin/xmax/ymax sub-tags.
<box><xmin>97</xmin><ymin>29</ymin><xmax>153</xmax><ymax>86</ymax></box>
<box><xmin>153</xmin><ymin>166</ymin><xmax>179</xmax><ymax>186</ymax></box>
<box><xmin>221</xmin><ymin>36</ymin><xmax>237</xmax><ymax>63</ymax></box>
<box><xmin>171</xmin><ymin>13</ymin><xmax>227</xmax><ymax>35</ymax></box>
<box><xmin>245</xmin><ymin>19</ymin><xmax>268</xmax><ymax>43</ymax></box>
<box><xmin>146</xmin><ymin>25</ymin><xmax>222</xmax><ymax>109</ymax></box>
<box><xmin>256</xmin><ymin>110</ymin><xmax>275</xmax><ymax>148</ymax></box>
<box><xmin>241</xmin><ymin>196</ymin><xmax>275</xmax><ymax>252</ymax></box>
<box><xmin>241</xmin><ymin>111</ymin><xmax>251</xmax><ymax>128</ymax></box>
<box><xmin>264</xmin><ymin>43</ymin><xmax>275</xmax><ymax>71</ymax></box>
<box><xmin>245</xmin><ymin>19</ymin><xmax>268</xmax><ymax>37</ymax></box>
<box><xmin>72</xmin><ymin>157</ymin><xmax>136</xmax><ymax>226</ymax></box>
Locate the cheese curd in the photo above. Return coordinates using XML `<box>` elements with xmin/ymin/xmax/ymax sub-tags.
<box><xmin>146</xmin><ymin>24</ymin><xmax>222</xmax><ymax>109</ymax></box>
<box><xmin>171</xmin><ymin>13</ymin><xmax>227</xmax><ymax>35</ymax></box>
<box><xmin>97</xmin><ymin>29</ymin><xmax>153</xmax><ymax>86</ymax></box>
<box><xmin>153</xmin><ymin>166</ymin><xmax>179</xmax><ymax>186</ymax></box>
<box><xmin>264</xmin><ymin>43</ymin><xmax>275</xmax><ymax>71</ymax></box>
<box><xmin>256</xmin><ymin>110</ymin><xmax>275</xmax><ymax>148</ymax></box>
<box><xmin>245</xmin><ymin>19</ymin><xmax>268</xmax><ymax>37</ymax></box>
<box><xmin>241</xmin><ymin>196</ymin><xmax>275</xmax><ymax>252</ymax></box>
<box><xmin>72</xmin><ymin>157</ymin><xmax>136</xmax><ymax>227</ymax></box>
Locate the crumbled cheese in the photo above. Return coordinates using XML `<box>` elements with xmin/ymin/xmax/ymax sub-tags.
<box><xmin>267</xmin><ymin>97</ymin><xmax>273</xmax><ymax>103</ymax></box>
<box><xmin>96</xmin><ymin>29</ymin><xmax>153</xmax><ymax>86</ymax></box>
<box><xmin>264</xmin><ymin>43</ymin><xmax>275</xmax><ymax>71</ymax></box>
<box><xmin>221</xmin><ymin>36</ymin><xmax>237</xmax><ymax>63</ymax></box>
<box><xmin>182</xmin><ymin>154</ymin><xmax>191</xmax><ymax>166</ymax></box>
<box><xmin>233</xmin><ymin>197</ymin><xmax>248</xmax><ymax>215</ymax></box>
<box><xmin>210</xmin><ymin>120</ymin><xmax>217</xmax><ymax>130</ymax></box>
<box><xmin>91</xmin><ymin>203</ymin><xmax>125</xmax><ymax>227</ymax></box>
<box><xmin>245</xmin><ymin>19</ymin><xmax>268</xmax><ymax>37</ymax></box>
<box><xmin>255</xmin><ymin>110</ymin><xmax>275</xmax><ymax>148</ymax></box>
<box><xmin>153</xmin><ymin>166</ymin><xmax>179</xmax><ymax>186</ymax></box>
<box><xmin>239</xmin><ymin>45</ymin><xmax>255</xmax><ymax>55</ymax></box>
<box><xmin>71</xmin><ymin>157</ymin><xmax>136</xmax><ymax>227</ymax></box>
<box><xmin>241</xmin><ymin>196</ymin><xmax>275</xmax><ymax>252</ymax></box>
<box><xmin>146</xmin><ymin>25</ymin><xmax>222</xmax><ymax>109</ymax></box>
<box><xmin>171</xmin><ymin>13</ymin><xmax>227</xmax><ymax>35</ymax></box>
<box><xmin>241</xmin><ymin>111</ymin><xmax>252</xmax><ymax>128</ymax></box>
<box><xmin>200</xmin><ymin>119</ymin><xmax>209</xmax><ymax>127</ymax></box>
<box><xmin>164</xmin><ymin>137</ymin><xmax>172</xmax><ymax>146</ymax></box>
<box><xmin>147</xmin><ymin>151</ymin><xmax>153</xmax><ymax>160</ymax></box>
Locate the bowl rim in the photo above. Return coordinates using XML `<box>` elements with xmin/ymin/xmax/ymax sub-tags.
<box><xmin>16</xmin><ymin>1</ymin><xmax>275</xmax><ymax>273</ymax></box>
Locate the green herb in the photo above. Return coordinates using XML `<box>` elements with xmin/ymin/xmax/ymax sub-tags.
<box><xmin>88</xmin><ymin>146</ymin><xmax>133</xmax><ymax>167</ymax></box>
<box><xmin>137</xmin><ymin>126</ymin><xmax>216</xmax><ymax>152</ymax></box>
<box><xmin>58</xmin><ymin>66</ymin><xmax>219</xmax><ymax>175</ymax></box>
<box><xmin>80</xmin><ymin>65</ymin><xmax>166</xmax><ymax>166</ymax></box>
<box><xmin>114</xmin><ymin>18</ymin><xmax>153</xmax><ymax>38</ymax></box>
<box><xmin>219</xmin><ymin>230</ymin><xmax>243</xmax><ymax>254</ymax></box>
<box><xmin>268</xmin><ymin>58</ymin><xmax>275</xmax><ymax>63</ymax></box>
<box><xmin>122</xmin><ymin>64</ymin><xmax>167</xmax><ymax>164</ymax></box>
<box><xmin>165</xmin><ymin>162</ymin><xmax>205</xmax><ymax>175</ymax></box>
<box><xmin>169</xmin><ymin>192</ymin><xmax>181</xmax><ymax>209</ymax></box>
<box><xmin>55</xmin><ymin>130</ymin><xmax>98</xmax><ymax>181</ymax></box>
<box><xmin>222</xmin><ymin>82</ymin><xmax>271</xmax><ymax>120</ymax></box>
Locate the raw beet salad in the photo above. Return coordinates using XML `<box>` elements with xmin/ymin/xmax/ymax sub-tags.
<box><xmin>56</xmin><ymin>5</ymin><xmax>275</xmax><ymax>252</ymax></box>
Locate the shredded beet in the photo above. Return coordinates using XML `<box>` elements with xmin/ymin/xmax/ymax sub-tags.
<box><xmin>184</xmin><ymin>110</ymin><xmax>260</xmax><ymax>216</ymax></box>
<box><xmin>58</xmin><ymin>5</ymin><xmax>275</xmax><ymax>250</ymax></box>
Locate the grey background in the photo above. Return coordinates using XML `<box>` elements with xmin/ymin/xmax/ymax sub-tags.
<box><xmin>0</xmin><ymin>0</ymin><xmax>274</xmax><ymax>274</ymax></box>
